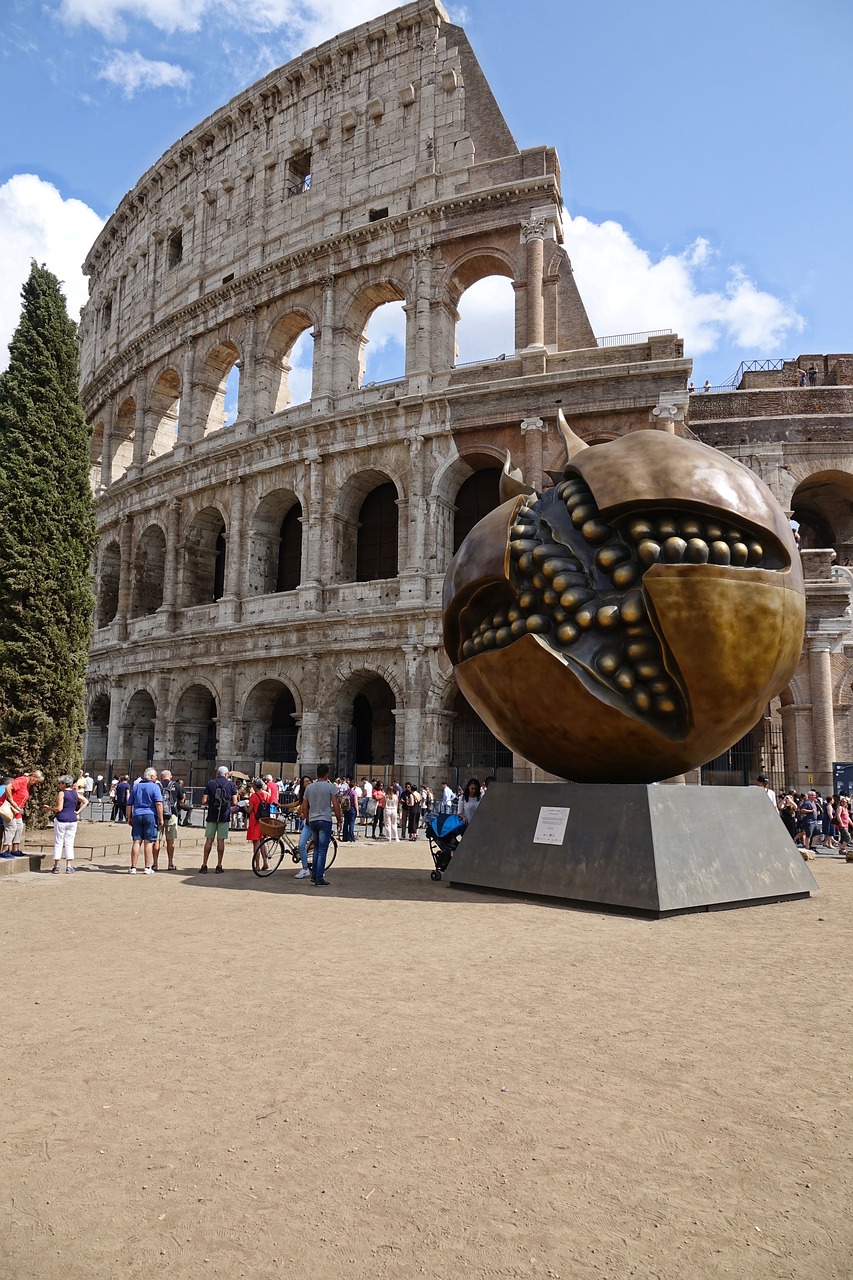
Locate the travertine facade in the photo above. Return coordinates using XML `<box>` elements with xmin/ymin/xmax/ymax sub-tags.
<box><xmin>81</xmin><ymin>0</ymin><xmax>691</xmax><ymax>785</ymax></box>
<box><xmin>689</xmin><ymin>358</ymin><xmax>853</xmax><ymax>793</ymax></box>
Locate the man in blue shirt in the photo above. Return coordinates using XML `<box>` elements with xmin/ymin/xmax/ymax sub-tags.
<box><xmin>127</xmin><ymin>767</ymin><xmax>163</xmax><ymax>875</ymax></box>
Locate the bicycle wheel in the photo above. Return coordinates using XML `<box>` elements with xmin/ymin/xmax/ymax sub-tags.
<box><xmin>306</xmin><ymin>835</ymin><xmax>338</xmax><ymax>871</ymax></box>
<box><xmin>252</xmin><ymin>836</ymin><xmax>285</xmax><ymax>878</ymax></box>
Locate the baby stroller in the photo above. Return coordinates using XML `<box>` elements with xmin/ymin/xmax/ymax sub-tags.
<box><xmin>423</xmin><ymin>811</ymin><xmax>466</xmax><ymax>880</ymax></box>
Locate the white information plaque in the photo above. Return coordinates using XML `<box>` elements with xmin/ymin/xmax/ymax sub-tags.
<box><xmin>533</xmin><ymin>806</ymin><xmax>570</xmax><ymax>846</ymax></box>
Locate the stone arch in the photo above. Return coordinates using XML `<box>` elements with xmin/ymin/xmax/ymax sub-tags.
<box><xmin>111</xmin><ymin>396</ymin><xmax>135</xmax><ymax>481</ymax></box>
<box><xmin>333</xmin><ymin>667</ymin><xmax>399</xmax><ymax>770</ymax></box>
<box><xmin>455</xmin><ymin>275</ymin><xmax>516</xmax><ymax>366</ymax></box>
<box><xmin>259</xmin><ymin>309</ymin><xmax>315</xmax><ymax>416</ymax></box>
<box><xmin>452</xmin><ymin>461</ymin><xmax>504</xmax><ymax>556</ymax></box>
<box><xmin>147</xmin><ymin>366</ymin><xmax>181</xmax><ymax>460</ymax></box>
<box><xmin>183</xmin><ymin>506</ymin><xmax>227</xmax><ymax>606</ymax></box>
<box><xmin>173</xmin><ymin>680</ymin><xmax>219</xmax><ymax>761</ymax></box>
<box><xmin>97</xmin><ymin>539</ymin><xmax>121</xmax><ymax>627</ymax></box>
<box><xmin>130</xmin><ymin>523</ymin><xmax>166</xmax><ymax>617</ymax></box>
<box><xmin>432</xmin><ymin>447</ymin><xmax>507</xmax><ymax>572</ymax></box>
<box><xmin>792</xmin><ymin>470</ymin><xmax>853</xmax><ymax>560</ymax></box>
<box><xmin>85</xmin><ymin>691</ymin><xmax>111</xmax><ymax>760</ymax></box>
<box><xmin>336</xmin><ymin>469</ymin><xmax>401</xmax><ymax>583</ymax></box>
<box><xmin>340</xmin><ymin>280</ymin><xmax>408</xmax><ymax>391</ymax></box>
<box><xmin>246</xmin><ymin>489</ymin><xmax>302</xmax><ymax>594</ymax></box>
<box><xmin>121</xmin><ymin>688</ymin><xmax>157</xmax><ymax>763</ymax></box>
<box><xmin>195</xmin><ymin>340</ymin><xmax>240</xmax><ymax>437</ymax></box>
<box><xmin>444</xmin><ymin>249</ymin><xmax>517</xmax><ymax>366</ymax></box>
<box><xmin>241</xmin><ymin>678</ymin><xmax>300</xmax><ymax>761</ymax></box>
<box><xmin>89</xmin><ymin>421</ymin><xmax>104</xmax><ymax>491</ymax></box>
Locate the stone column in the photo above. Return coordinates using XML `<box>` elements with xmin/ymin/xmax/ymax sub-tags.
<box><xmin>238</xmin><ymin>306</ymin><xmax>257</xmax><ymax>424</ymax></box>
<box><xmin>221</xmin><ymin>476</ymin><xmax>245</xmax><ymax>623</ymax></box>
<box><xmin>521</xmin><ymin>217</ymin><xmax>546</xmax><ymax>349</ymax></box>
<box><xmin>106</xmin><ymin>679</ymin><xmax>124</xmax><ymax>763</ymax></box>
<box><xmin>152</xmin><ymin>672</ymin><xmax>171</xmax><ymax>760</ymax></box>
<box><xmin>521</xmin><ymin>416</ymin><xmax>546</xmax><ymax>491</ymax></box>
<box><xmin>162</xmin><ymin>497</ymin><xmax>181</xmax><ymax>627</ymax></box>
<box><xmin>178</xmin><ymin>336</ymin><xmax>198</xmax><ymax>447</ymax></box>
<box><xmin>217</xmin><ymin>669</ymin><xmax>237</xmax><ymax>762</ymax></box>
<box><xmin>409</xmin><ymin>243</ymin><xmax>433</xmax><ymax>384</ymax></box>
<box><xmin>808</xmin><ymin>643</ymin><xmax>836</xmax><ymax>781</ymax></box>
<box><xmin>116</xmin><ymin>516</ymin><xmax>133</xmax><ymax>641</ymax></box>
<box><xmin>299</xmin><ymin>451</ymin><xmax>325</xmax><ymax>611</ymax></box>
<box><xmin>100</xmin><ymin>405</ymin><xmax>114</xmax><ymax>489</ymax></box>
<box><xmin>130</xmin><ymin>386</ymin><xmax>147</xmax><ymax>472</ymax></box>
<box><xmin>314</xmin><ymin>275</ymin><xmax>336</xmax><ymax>405</ymax></box>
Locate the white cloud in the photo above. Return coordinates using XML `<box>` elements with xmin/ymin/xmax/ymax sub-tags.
<box><xmin>97</xmin><ymin>49</ymin><xmax>192</xmax><ymax>96</ymax></box>
<box><xmin>58</xmin><ymin>0</ymin><xmax>209</xmax><ymax>38</ymax></box>
<box><xmin>58</xmin><ymin>0</ymin><xmax>389</xmax><ymax>42</ymax></box>
<box><xmin>564</xmin><ymin>214</ymin><xmax>803</xmax><ymax>355</ymax></box>
<box><xmin>0</xmin><ymin>174</ymin><xmax>104</xmax><ymax>371</ymax></box>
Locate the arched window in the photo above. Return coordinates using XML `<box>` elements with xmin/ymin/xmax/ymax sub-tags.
<box><xmin>455</xmin><ymin>275</ymin><xmax>515</xmax><ymax>365</ymax></box>
<box><xmin>453</xmin><ymin>467</ymin><xmax>502</xmax><ymax>554</ymax></box>
<box><xmin>357</xmin><ymin>483</ymin><xmax>398</xmax><ymax>581</ymax></box>
<box><xmin>97</xmin><ymin>541</ymin><xmax>121</xmax><ymax>627</ymax></box>
<box><xmin>184</xmin><ymin>508</ymin><xmax>227</xmax><ymax>606</ymax></box>
<box><xmin>361</xmin><ymin>300</ymin><xmax>406</xmax><ymax>386</ymax></box>
<box><xmin>277</xmin><ymin>505</ymin><xmax>302</xmax><ymax>591</ymax></box>
<box><xmin>196</xmin><ymin>342</ymin><xmax>240</xmax><ymax>436</ymax></box>
<box><xmin>112</xmin><ymin>397</ymin><xmax>136</xmax><ymax>481</ymax></box>
<box><xmin>147</xmin><ymin>368</ymin><xmax>181</xmax><ymax>460</ymax></box>
<box><xmin>263</xmin><ymin>314</ymin><xmax>314</xmax><ymax>415</ymax></box>
<box><xmin>213</xmin><ymin>529</ymin><xmax>226</xmax><ymax>601</ymax></box>
<box><xmin>131</xmin><ymin>526</ymin><xmax>166</xmax><ymax>617</ymax></box>
<box><xmin>223</xmin><ymin>363</ymin><xmax>240</xmax><ymax>427</ymax></box>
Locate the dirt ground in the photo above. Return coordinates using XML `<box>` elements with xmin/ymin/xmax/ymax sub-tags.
<box><xmin>1</xmin><ymin>833</ymin><xmax>851</xmax><ymax>1280</ymax></box>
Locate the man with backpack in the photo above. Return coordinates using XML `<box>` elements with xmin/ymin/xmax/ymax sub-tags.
<box><xmin>199</xmin><ymin>766</ymin><xmax>238</xmax><ymax>874</ymax></box>
<box><xmin>152</xmin><ymin>769</ymin><xmax>183</xmax><ymax>871</ymax></box>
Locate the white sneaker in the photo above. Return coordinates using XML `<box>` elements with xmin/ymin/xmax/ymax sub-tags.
<box><xmin>143</xmin><ymin>867</ymin><xmax>154</xmax><ymax>875</ymax></box>
<box><xmin>128</xmin><ymin>868</ymin><xmax>137</xmax><ymax>874</ymax></box>
<box><xmin>295</xmin><ymin>868</ymin><xmax>311</xmax><ymax>878</ymax></box>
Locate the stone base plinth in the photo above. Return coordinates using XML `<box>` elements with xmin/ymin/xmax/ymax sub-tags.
<box><xmin>448</xmin><ymin>782</ymin><xmax>817</xmax><ymax>917</ymax></box>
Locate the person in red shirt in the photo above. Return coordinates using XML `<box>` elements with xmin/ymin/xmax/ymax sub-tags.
<box><xmin>247</xmin><ymin>778</ymin><xmax>271</xmax><ymax>871</ymax></box>
<box><xmin>2</xmin><ymin>769</ymin><xmax>45</xmax><ymax>857</ymax></box>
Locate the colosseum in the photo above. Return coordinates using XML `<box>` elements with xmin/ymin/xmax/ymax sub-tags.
<box><xmin>80</xmin><ymin>0</ymin><xmax>853</xmax><ymax>796</ymax></box>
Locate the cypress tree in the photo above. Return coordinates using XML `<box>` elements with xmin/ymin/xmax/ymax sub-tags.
<box><xmin>0</xmin><ymin>262</ymin><xmax>95</xmax><ymax>802</ymax></box>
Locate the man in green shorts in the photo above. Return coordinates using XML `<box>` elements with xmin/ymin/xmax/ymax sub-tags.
<box><xmin>199</xmin><ymin>766</ymin><xmax>238</xmax><ymax>874</ymax></box>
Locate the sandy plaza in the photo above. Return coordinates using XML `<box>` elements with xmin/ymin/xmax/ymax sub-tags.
<box><xmin>1</xmin><ymin>834</ymin><xmax>851</xmax><ymax>1280</ymax></box>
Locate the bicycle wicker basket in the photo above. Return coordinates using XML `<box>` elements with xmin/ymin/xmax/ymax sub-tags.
<box><xmin>258</xmin><ymin>818</ymin><xmax>287</xmax><ymax>837</ymax></box>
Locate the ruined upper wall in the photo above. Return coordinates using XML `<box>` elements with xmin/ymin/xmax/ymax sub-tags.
<box><xmin>79</xmin><ymin>1</ymin><xmax>544</xmax><ymax>372</ymax></box>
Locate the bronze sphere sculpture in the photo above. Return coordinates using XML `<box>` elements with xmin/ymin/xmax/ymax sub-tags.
<box><xmin>443</xmin><ymin>426</ymin><xmax>804</xmax><ymax>783</ymax></box>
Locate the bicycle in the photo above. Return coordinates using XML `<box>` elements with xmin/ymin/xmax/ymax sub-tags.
<box><xmin>251</xmin><ymin>817</ymin><xmax>338</xmax><ymax>879</ymax></box>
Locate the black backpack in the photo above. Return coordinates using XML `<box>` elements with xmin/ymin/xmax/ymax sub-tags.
<box><xmin>209</xmin><ymin>780</ymin><xmax>231</xmax><ymax>821</ymax></box>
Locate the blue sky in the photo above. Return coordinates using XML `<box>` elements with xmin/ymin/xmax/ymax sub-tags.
<box><xmin>2</xmin><ymin>0</ymin><xmax>850</xmax><ymax>390</ymax></box>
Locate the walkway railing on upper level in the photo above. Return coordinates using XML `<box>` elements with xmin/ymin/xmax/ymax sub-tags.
<box><xmin>596</xmin><ymin>328</ymin><xmax>672</xmax><ymax>347</ymax></box>
<box><xmin>731</xmin><ymin>359</ymin><xmax>787</xmax><ymax>385</ymax></box>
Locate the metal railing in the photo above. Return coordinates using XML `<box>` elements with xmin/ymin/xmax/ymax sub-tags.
<box><xmin>596</xmin><ymin>329</ymin><xmax>672</xmax><ymax>348</ymax></box>
<box><xmin>454</xmin><ymin>352</ymin><xmax>510</xmax><ymax>369</ymax></box>
<box><xmin>730</xmin><ymin>359</ymin><xmax>787</xmax><ymax>386</ymax></box>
